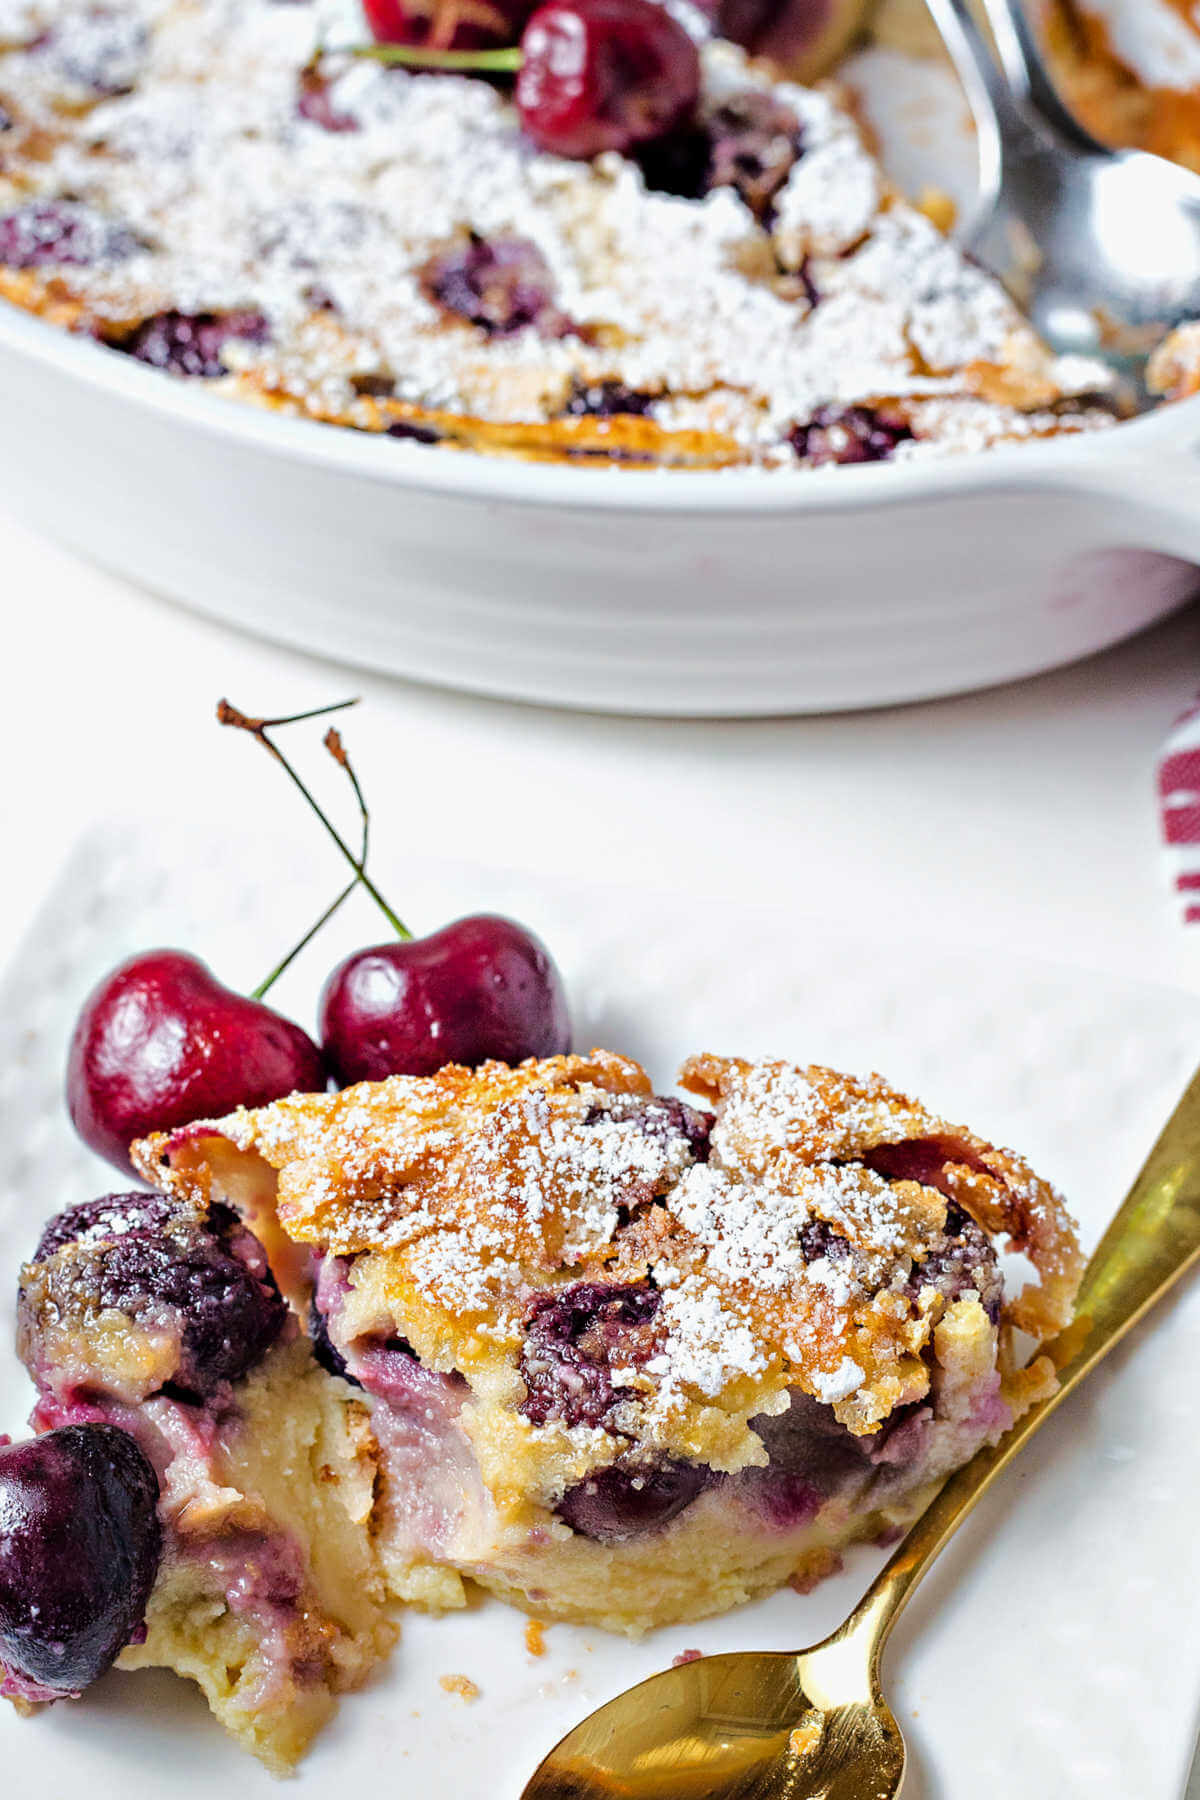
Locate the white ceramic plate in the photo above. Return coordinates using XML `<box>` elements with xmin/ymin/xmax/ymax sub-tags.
<box><xmin>2</xmin><ymin>821</ymin><xmax>1200</xmax><ymax>1797</ymax></box>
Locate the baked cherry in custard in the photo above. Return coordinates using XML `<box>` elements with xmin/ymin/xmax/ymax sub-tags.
<box><xmin>419</xmin><ymin>233</ymin><xmax>567</xmax><ymax>336</ymax></box>
<box><xmin>123</xmin><ymin>309</ymin><xmax>269</xmax><ymax>377</ymax></box>
<box><xmin>26</xmin><ymin>1191</ymin><xmax>289</xmax><ymax>1400</ymax></box>
<box><xmin>359</xmin><ymin>0</ymin><xmax>702</xmax><ymax>161</ymax></box>
<box><xmin>555</xmin><ymin>1456</ymin><xmax>710</xmax><ymax>1540</ymax></box>
<box><xmin>516</xmin><ymin>0</ymin><xmax>701</xmax><ymax>158</ymax></box>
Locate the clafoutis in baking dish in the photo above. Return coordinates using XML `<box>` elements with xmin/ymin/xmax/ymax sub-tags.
<box><xmin>3</xmin><ymin>0</ymin><xmax>1199</xmax><ymax>472</ymax></box>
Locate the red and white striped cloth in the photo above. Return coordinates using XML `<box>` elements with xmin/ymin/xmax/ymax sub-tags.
<box><xmin>1160</xmin><ymin>694</ymin><xmax>1200</xmax><ymax>922</ymax></box>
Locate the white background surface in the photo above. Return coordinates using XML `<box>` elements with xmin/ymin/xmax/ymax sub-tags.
<box><xmin>4</xmin><ymin>501</ymin><xmax>1200</xmax><ymax>994</ymax></box>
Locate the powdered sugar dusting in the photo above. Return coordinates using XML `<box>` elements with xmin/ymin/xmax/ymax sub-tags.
<box><xmin>669</xmin><ymin>1164</ymin><xmax>811</xmax><ymax>1286</ymax></box>
<box><xmin>645</xmin><ymin>1277</ymin><xmax>768</xmax><ymax>1399</ymax></box>
<box><xmin>470</xmin><ymin>1086</ymin><xmax>696</xmax><ymax>1261</ymax></box>
<box><xmin>810</xmin><ymin>1355</ymin><xmax>864</xmax><ymax>1403</ymax></box>
<box><xmin>153</xmin><ymin>1050</ymin><xmax>1081</xmax><ymax>1430</ymax></box>
<box><xmin>0</xmin><ymin>0</ymin><xmax>1125</xmax><ymax>467</ymax></box>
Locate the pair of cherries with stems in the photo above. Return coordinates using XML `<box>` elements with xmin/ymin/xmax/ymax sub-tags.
<box><xmin>339</xmin><ymin>0</ymin><xmax>703</xmax><ymax>160</ymax></box>
<box><xmin>349</xmin><ymin>0</ymin><xmax>848</xmax><ymax>159</ymax></box>
<box><xmin>68</xmin><ymin>700</ymin><xmax>571</xmax><ymax>1177</ymax></box>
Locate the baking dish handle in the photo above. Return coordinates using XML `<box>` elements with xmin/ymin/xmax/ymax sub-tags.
<box><xmin>1077</xmin><ymin>418</ymin><xmax>1200</xmax><ymax>565</ymax></box>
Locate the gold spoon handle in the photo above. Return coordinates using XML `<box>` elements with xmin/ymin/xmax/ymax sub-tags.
<box><xmin>840</xmin><ymin>1060</ymin><xmax>1200</xmax><ymax>1661</ymax></box>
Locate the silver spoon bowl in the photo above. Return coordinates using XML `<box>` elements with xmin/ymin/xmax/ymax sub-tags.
<box><xmin>928</xmin><ymin>0</ymin><xmax>1200</xmax><ymax>407</ymax></box>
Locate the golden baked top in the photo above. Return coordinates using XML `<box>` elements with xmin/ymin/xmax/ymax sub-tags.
<box><xmin>137</xmin><ymin>1049</ymin><xmax>1081</xmax><ymax>1439</ymax></box>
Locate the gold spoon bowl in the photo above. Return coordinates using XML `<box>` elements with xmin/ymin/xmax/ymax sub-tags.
<box><xmin>522</xmin><ymin>1065</ymin><xmax>1200</xmax><ymax>1800</ymax></box>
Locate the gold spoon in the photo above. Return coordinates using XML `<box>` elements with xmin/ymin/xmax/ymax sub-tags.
<box><xmin>521</xmin><ymin>1064</ymin><xmax>1200</xmax><ymax>1800</ymax></box>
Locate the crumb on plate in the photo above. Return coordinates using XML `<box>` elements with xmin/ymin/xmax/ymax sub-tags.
<box><xmin>439</xmin><ymin>1674</ymin><xmax>481</xmax><ymax>1702</ymax></box>
<box><xmin>788</xmin><ymin>1547</ymin><xmax>845</xmax><ymax>1594</ymax></box>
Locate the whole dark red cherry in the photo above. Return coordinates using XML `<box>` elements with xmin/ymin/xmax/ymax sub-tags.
<box><xmin>67</xmin><ymin>950</ymin><xmax>328</xmax><ymax>1175</ymax></box>
<box><xmin>0</xmin><ymin>1425</ymin><xmax>161</xmax><ymax>1698</ymax></box>
<box><xmin>319</xmin><ymin>914</ymin><xmax>571</xmax><ymax>1085</ymax></box>
<box><xmin>365</xmin><ymin>0</ymin><xmax>535</xmax><ymax>53</ymax></box>
<box><xmin>516</xmin><ymin>0</ymin><xmax>701</xmax><ymax>159</ymax></box>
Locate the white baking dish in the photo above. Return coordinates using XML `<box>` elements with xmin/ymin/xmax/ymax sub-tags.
<box><xmin>4</xmin><ymin>296</ymin><xmax>1200</xmax><ymax>715</ymax></box>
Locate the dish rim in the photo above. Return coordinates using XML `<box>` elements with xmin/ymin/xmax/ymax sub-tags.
<box><xmin>4</xmin><ymin>295</ymin><xmax>1200</xmax><ymax>516</ymax></box>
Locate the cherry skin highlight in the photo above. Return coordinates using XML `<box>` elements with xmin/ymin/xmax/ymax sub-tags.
<box><xmin>516</xmin><ymin>0</ymin><xmax>701</xmax><ymax>159</ymax></box>
<box><xmin>67</xmin><ymin>949</ymin><xmax>327</xmax><ymax>1175</ymax></box>
<box><xmin>319</xmin><ymin>913</ymin><xmax>571</xmax><ymax>1084</ymax></box>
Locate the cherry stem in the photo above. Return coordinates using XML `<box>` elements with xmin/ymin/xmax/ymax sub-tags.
<box><xmin>249</xmin><ymin>878</ymin><xmax>360</xmax><ymax>1001</ymax></box>
<box><xmin>342</xmin><ymin>40</ymin><xmax>523</xmax><ymax>72</ymax></box>
<box><xmin>324</xmin><ymin>724</ymin><xmax>370</xmax><ymax>841</ymax></box>
<box><xmin>255</xmin><ymin>699</ymin><xmax>360</xmax><ymax>730</ymax></box>
<box><xmin>217</xmin><ymin>699</ymin><xmax>413</xmax><ymax>960</ymax></box>
<box><xmin>247</xmin><ymin>726</ymin><xmax>372</xmax><ymax>998</ymax></box>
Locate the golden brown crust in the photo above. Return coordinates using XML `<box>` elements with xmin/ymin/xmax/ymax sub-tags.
<box><xmin>680</xmin><ymin>1053</ymin><xmax>1082</xmax><ymax>1340</ymax></box>
<box><xmin>1148</xmin><ymin>321</ymin><xmax>1200</xmax><ymax>401</ymax></box>
<box><xmin>0</xmin><ymin>265</ymin><xmax>106</xmax><ymax>331</ymax></box>
<box><xmin>250</xmin><ymin>380</ymin><xmax>754</xmax><ymax>469</ymax></box>
<box><xmin>0</xmin><ymin>235</ymin><xmax>755</xmax><ymax>467</ymax></box>
<box><xmin>1042</xmin><ymin>1</ymin><xmax>1200</xmax><ymax>174</ymax></box>
<box><xmin>139</xmin><ymin>1050</ymin><xmax>655</xmax><ymax>1266</ymax></box>
<box><xmin>135</xmin><ymin>1049</ymin><xmax>1081</xmax><ymax>1443</ymax></box>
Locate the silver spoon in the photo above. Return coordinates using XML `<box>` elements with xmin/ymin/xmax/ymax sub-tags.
<box><xmin>925</xmin><ymin>0</ymin><xmax>1200</xmax><ymax>408</ymax></box>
